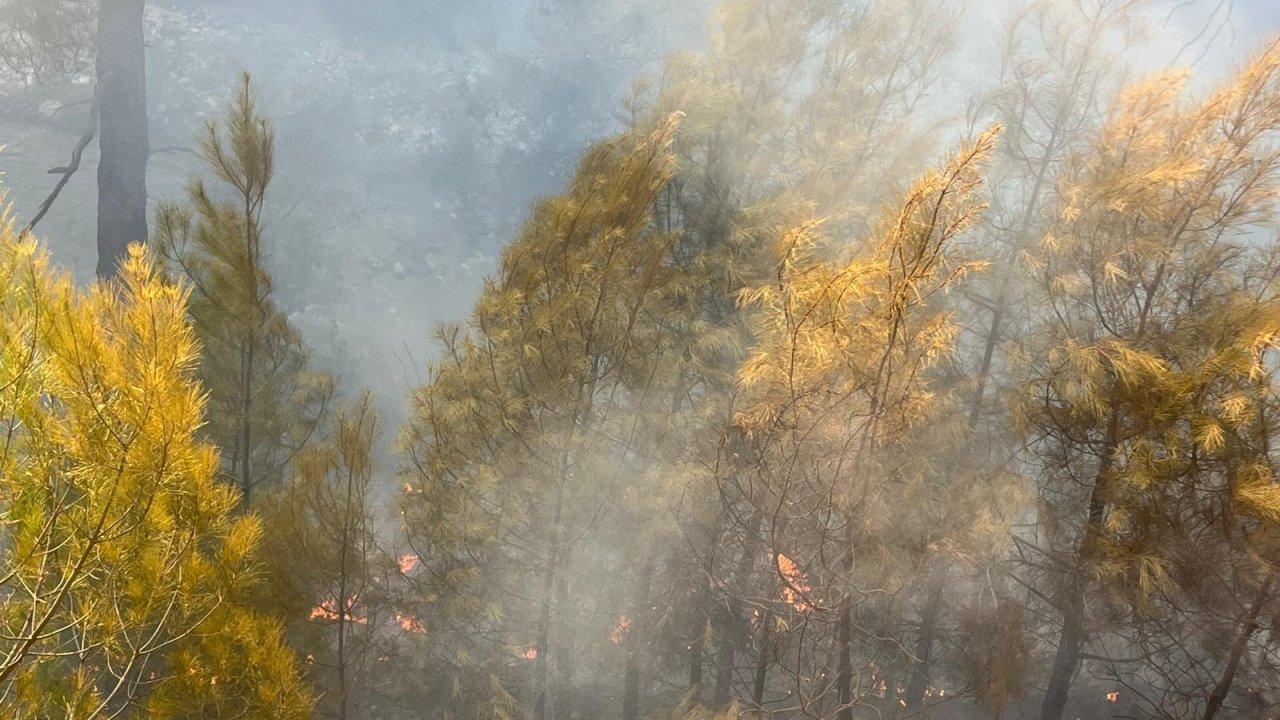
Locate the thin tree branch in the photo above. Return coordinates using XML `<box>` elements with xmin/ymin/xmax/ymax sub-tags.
<box><xmin>21</xmin><ymin>94</ymin><xmax>99</xmax><ymax>237</ymax></box>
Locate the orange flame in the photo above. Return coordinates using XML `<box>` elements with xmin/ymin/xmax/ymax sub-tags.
<box><xmin>776</xmin><ymin>553</ymin><xmax>814</xmax><ymax>612</ymax></box>
<box><xmin>396</xmin><ymin>612</ymin><xmax>427</xmax><ymax>634</ymax></box>
<box><xmin>309</xmin><ymin>595</ymin><xmax>368</xmax><ymax>625</ymax></box>
<box><xmin>611</xmin><ymin>614</ymin><xmax>632</xmax><ymax>645</ymax></box>
<box><xmin>522</xmin><ymin>647</ymin><xmax>538</xmax><ymax>660</ymax></box>
<box><xmin>398</xmin><ymin>553</ymin><xmax>420</xmax><ymax>574</ymax></box>
<box><xmin>1106</xmin><ymin>691</ymin><xmax>1119</xmax><ymax>703</ymax></box>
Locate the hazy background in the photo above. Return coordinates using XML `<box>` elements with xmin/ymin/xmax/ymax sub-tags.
<box><xmin>2</xmin><ymin>0</ymin><xmax>1278</xmax><ymax>428</ymax></box>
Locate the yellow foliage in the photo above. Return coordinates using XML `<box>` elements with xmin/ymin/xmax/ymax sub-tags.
<box><xmin>1020</xmin><ymin>33</ymin><xmax>1280</xmax><ymax>599</ymax></box>
<box><xmin>736</xmin><ymin>126</ymin><xmax>1000</xmax><ymax>442</ymax></box>
<box><xmin>0</xmin><ymin>221</ymin><xmax>311</xmax><ymax>717</ymax></box>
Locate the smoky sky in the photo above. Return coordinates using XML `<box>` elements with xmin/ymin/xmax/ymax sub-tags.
<box><xmin>2</xmin><ymin>0</ymin><xmax>1278</xmax><ymax>435</ymax></box>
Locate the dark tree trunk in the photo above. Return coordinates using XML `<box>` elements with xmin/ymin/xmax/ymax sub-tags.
<box><xmin>622</xmin><ymin>561</ymin><xmax>653</xmax><ymax>720</ymax></box>
<box><xmin>713</xmin><ymin>507</ymin><xmax>763</xmax><ymax>708</ymax></box>
<box><xmin>688</xmin><ymin>503</ymin><xmax>717</xmax><ymax>699</ymax></box>
<box><xmin>1039</xmin><ymin>591</ymin><xmax>1085</xmax><ymax>720</ymax></box>
<box><xmin>750</xmin><ymin>607</ymin><xmax>772</xmax><ymax>717</ymax></box>
<box><xmin>556</xmin><ymin>567</ymin><xmax>578</xmax><ymax>720</ymax></box>
<box><xmin>968</xmin><ymin>302</ymin><xmax>1004</xmax><ymax>428</ymax></box>
<box><xmin>623</xmin><ymin>650</ymin><xmax>641</xmax><ymax>720</ymax></box>
<box><xmin>1203</xmin><ymin>571</ymin><xmax>1277</xmax><ymax>720</ymax></box>
<box><xmin>688</xmin><ymin>605</ymin><xmax>706</xmax><ymax>693</ymax></box>
<box><xmin>335</xmin><ymin>515</ymin><xmax>351</xmax><ymax>720</ymax></box>
<box><xmin>835</xmin><ymin>521</ymin><xmax>856</xmax><ymax>720</ymax></box>
<box><xmin>534</xmin><ymin>484</ymin><xmax>565</xmax><ymax>720</ymax></box>
<box><xmin>239</xmin><ymin>341</ymin><xmax>255</xmax><ymax>503</ymax></box>
<box><xmin>712</xmin><ymin>609</ymin><xmax>736</xmax><ymax>708</ymax></box>
<box><xmin>903</xmin><ymin>567</ymin><xmax>947</xmax><ymax>715</ymax></box>
<box><xmin>95</xmin><ymin>0</ymin><xmax>149</xmax><ymax>278</ymax></box>
<box><xmin>1040</xmin><ymin>410</ymin><xmax>1118</xmax><ymax>720</ymax></box>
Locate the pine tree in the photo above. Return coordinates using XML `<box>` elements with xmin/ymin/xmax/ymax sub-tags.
<box><xmin>154</xmin><ymin>73</ymin><xmax>330</xmax><ymax>504</ymax></box>
<box><xmin>0</xmin><ymin>211</ymin><xmax>311</xmax><ymax>718</ymax></box>
<box><xmin>399</xmin><ymin>113</ymin><xmax>683</xmax><ymax>720</ymax></box>
<box><xmin>631</xmin><ymin>1</ymin><xmax>967</xmax><ymax>707</ymax></box>
<box><xmin>907</xmin><ymin>1</ymin><xmax>1144</xmax><ymax>710</ymax></box>
<box><xmin>1017</xmin><ymin>36</ymin><xmax>1280</xmax><ymax>720</ymax></box>
<box><xmin>257</xmin><ymin>393</ymin><xmax>400</xmax><ymax>720</ymax></box>
<box><xmin>733</xmin><ymin>127</ymin><xmax>1000</xmax><ymax>719</ymax></box>
<box><xmin>0</xmin><ymin>0</ymin><xmax>94</xmax><ymax>82</ymax></box>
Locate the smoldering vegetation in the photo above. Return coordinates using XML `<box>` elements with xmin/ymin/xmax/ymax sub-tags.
<box><xmin>3</xmin><ymin>1</ymin><xmax>1280</xmax><ymax>720</ymax></box>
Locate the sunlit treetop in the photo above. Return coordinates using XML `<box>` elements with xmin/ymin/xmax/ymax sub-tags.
<box><xmin>0</xmin><ymin>216</ymin><xmax>312</xmax><ymax>719</ymax></box>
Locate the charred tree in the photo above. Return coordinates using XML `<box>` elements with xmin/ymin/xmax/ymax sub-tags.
<box><xmin>94</xmin><ymin>0</ymin><xmax>148</xmax><ymax>278</ymax></box>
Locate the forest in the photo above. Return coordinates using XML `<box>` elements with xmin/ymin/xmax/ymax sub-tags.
<box><xmin>3</xmin><ymin>0</ymin><xmax>1280</xmax><ymax>718</ymax></box>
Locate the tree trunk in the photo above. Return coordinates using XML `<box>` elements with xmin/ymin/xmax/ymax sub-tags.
<box><xmin>1040</xmin><ymin>410</ymin><xmax>1118</xmax><ymax>720</ymax></box>
<box><xmin>968</xmin><ymin>302</ymin><xmax>1004</xmax><ymax>428</ymax></box>
<box><xmin>712</xmin><ymin>608</ymin><xmax>735</xmax><ymax>708</ymax></box>
<box><xmin>902</xmin><ymin>566</ymin><xmax>948</xmax><ymax>715</ymax></box>
<box><xmin>691</xmin><ymin>513</ymin><xmax>721</xmax><ymax>700</ymax></box>
<box><xmin>239</xmin><ymin>340</ymin><xmax>255</xmax><ymax>503</ymax></box>
<box><xmin>334</xmin><ymin>468</ymin><xmax>356</xmax><ymax>720</ymax></box>
<box><xmin>535</xmin><ymin>484</ymin><xmax>565</xmax><ymax>720</ymax></box>
<box><xmin>1202</xmin><ymin>571</ymin><xmax>1277</xmax><ymax>720</ymax></box>
<box><xmin>750</xmin><ymin>607</ymin><xmax>772</xmax><ymax>717</ymax></box>
<box><xmin>556</xmin><ymin>566</ymin><xmax>578</xmax><ymax>720</ymax></box>
<box><xmin>623</xmin><ymin>648</ymin><xmax>641</xmax><ymax>720</ymax></box>
<box><xmin>1039</xmin><ymin>591</ymin><xmax>1085</xmax><ymax>720</ymax></box>
<box><xmin>689</xmin><ymin>600</ymin><xmax>707</xmax><ymax>693</ymax></box>
<box><xmin>622</xmin><ymin>560</ymin><xmax>653</xmax><ymax>720</ymax></box>
<box><xmin>835</xmin><ymin>520</ymin><xmax>856</xmax><ymax>720</ymax></box>
<box><xmin>713</xmin><ymin>507</ymin><xmax>763</xmax><ymax>707</ymax></box>
<box><xmin>95</xmin><ymin>0</ymin><xmax>149</xmax><ymax>279</ymax></box>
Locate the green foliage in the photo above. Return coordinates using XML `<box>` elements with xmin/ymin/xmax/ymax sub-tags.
<box><xmin>154</xmin><ymin>72</ymin><xmax>331</xmax><ymax>502</ymax></box>
<box><xmin>12</xmin><ymin>3</ymin><xmax>1280</xmax><ymax>719</ymax></box>
<box><xmin>257</xmin><ymin>393</ymin><xmax>400</xmax><ymax>719</ymax></box>
<box><xmin>399</xmin><ymin>114</ymin><xmax>682</xmax><ymax>718</ymax></box>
